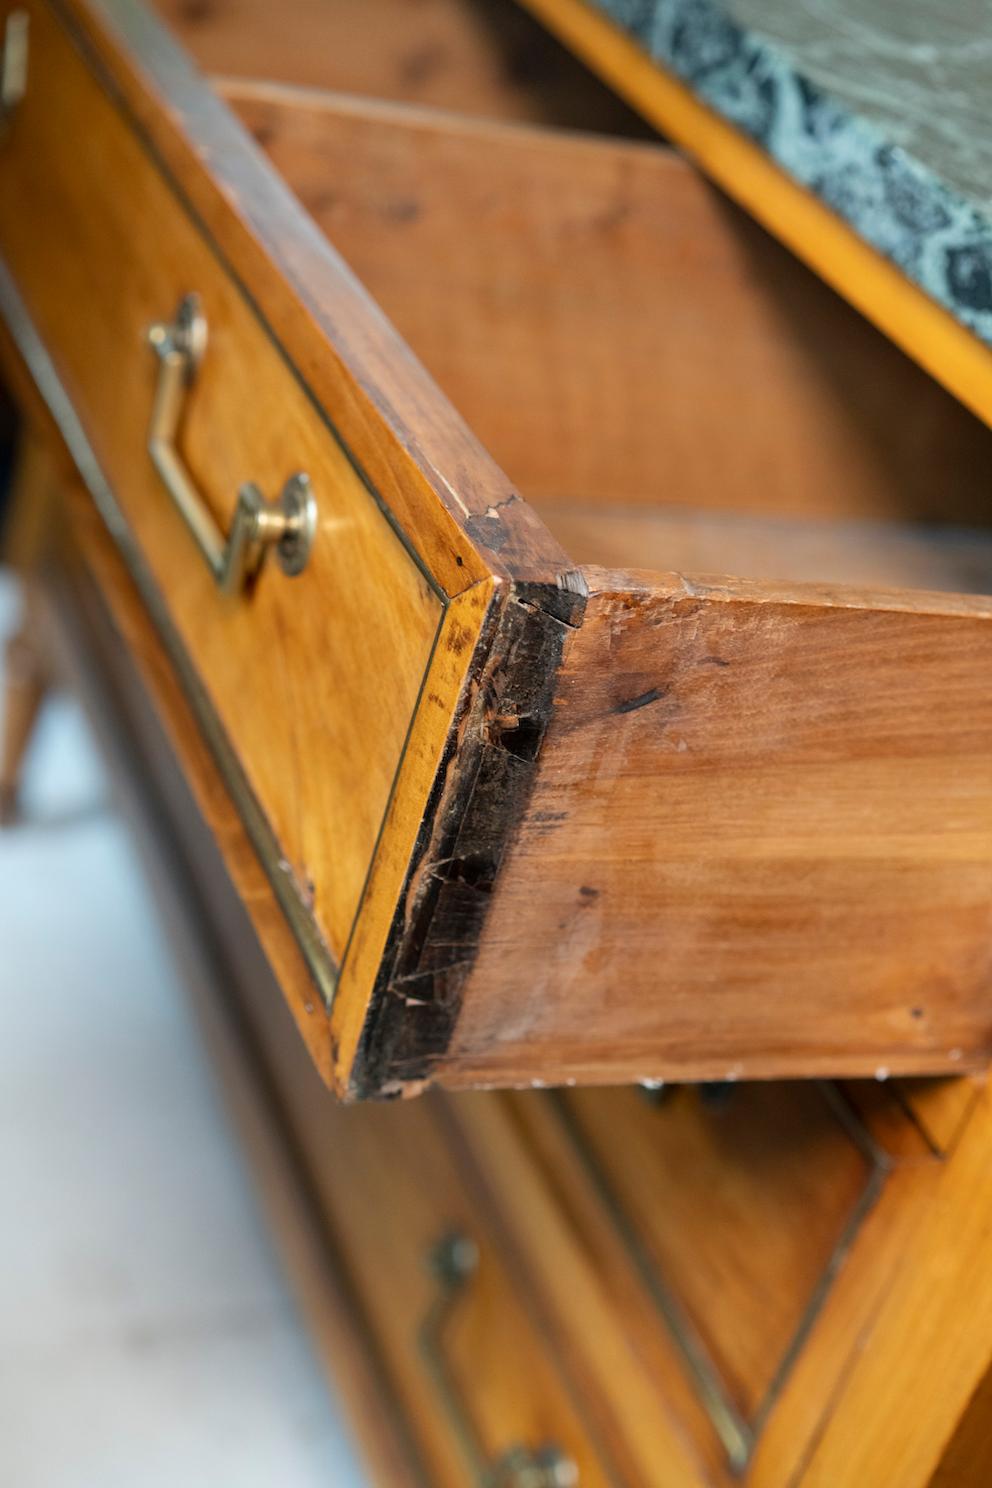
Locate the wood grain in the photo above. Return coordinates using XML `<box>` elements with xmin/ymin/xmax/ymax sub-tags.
<box><xmin>56</xmin><ymin>0</ymin><xmax>574</xmax><ymax>592</ymax></box>
<box><xmin>153</xmin><ymin>0</ymin><xmax>650</xmax><ymax>135</ymax></box>
<box><xmin>227</xmin><ymin>82</ymin><xmax>992</xmax><ymax>526</ymax></box>
<box><xmin>556</xmin><ymin>1083</ymin><xmax>872</xmax><ymax>1424</ymax></box>
<box><xmin>0</xmin><ymin>0</ymin><xmax>448</xmax><ymax>967</ymax></box>
<box><xmin>224</xmin><ymin>946</ymin><xmax>614</xmax><ymax>1485</ymax></box>
<box><xmin>444</xmin><ymin>570</ymin><xmax>992</xmax><ymax>1087</ymax></box>
<box><xmin>9</xmin><ymin>0</ymin><xmax>992</xmax><ymax>1097</ymax></box>
<box><xmin>53</xmin><ymin>477</ymin><xmax>337</xmax><ymax>1079</ymax></box>
<box><xmin>535</xmin><ymin>503</ymin><xmax>992</xmax><ymax>594</ymax></box>
<box><xmin>18</xmin><ymin>523</ymin><xmax>992</xmax><ymax>1486</ymax></box>
<box><xmin>797</xmin><ymin>1084</ymin><xmax>992</xmax><ymax>1486</ymax></box>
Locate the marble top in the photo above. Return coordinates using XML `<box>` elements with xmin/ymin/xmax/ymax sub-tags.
<box><xmin>594</xmin><ymin>0</ymin><xmax>992</xmax><ymax>346</ymax></box>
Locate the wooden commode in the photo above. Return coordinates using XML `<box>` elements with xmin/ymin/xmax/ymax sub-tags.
<box><xmin>2</xmin><ymin>1</ymin><xmax>992</xmax><ymax>1483</ymax></box>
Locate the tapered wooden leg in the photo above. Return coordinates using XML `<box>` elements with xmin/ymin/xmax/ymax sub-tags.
<box><xmin>0</xmin><ymin>423</ymin><xmax>63</xmax><ymax>823</ymax></box>
<box><xmin>0</xmin><ymin>592</ymin><xmax>50</xmax><ymax>824</ymax></box>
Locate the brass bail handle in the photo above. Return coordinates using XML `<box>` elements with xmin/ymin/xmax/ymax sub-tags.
<box><xmin>420</xmin><ymin>1232</ymin><xmax>579</xmax><ymax>1488</ymax></box>
<box><xmin>146</xmin><ymin>292</ymin><xmax>317</xmax><ymax>596</ymax></box>
<box><xmin>1</xmin><ymin>10</ymin><xmax>29</xmax><ymax>125</ymax></box>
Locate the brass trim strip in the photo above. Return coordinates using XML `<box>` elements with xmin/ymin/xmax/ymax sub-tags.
<box><xmin>419</xmin><ymin>1231</ymin><xmax>578</xmax><ymax>1487</ymax></box>
<box><xmin>0</xmin><ymin>252</ymin><xmax>341</xmax><ymax>1008</ymax></box>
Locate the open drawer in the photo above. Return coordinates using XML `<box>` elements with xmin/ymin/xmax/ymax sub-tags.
<box><xmin>2</xmin><ymin>0</ymin><xmax>992</xmax><ymax>1096</ymax></box>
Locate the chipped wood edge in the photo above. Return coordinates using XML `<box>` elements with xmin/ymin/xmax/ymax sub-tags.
<box><xmin>344</xmin><ymin>575</ymin><xmax>588</xmax><ymax>1098</ymax></box>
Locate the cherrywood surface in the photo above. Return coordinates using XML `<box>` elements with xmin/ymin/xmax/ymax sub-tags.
<box><xmin>5</xmin><ymin>4</ymin><xmax>992</xmax><ymax>1483</ymax></box>
<box><xmin>446</xmin><ymin>1081</ymin><xmax>886</xmax><ymax>1483</ymax></box>
<box><xmin>450</xmin><ymin>1078</ymin><xmax>992</xmax><ymax>1488</ymax></box>
<box><xmin>556</xmin><ymin>1083</ymin><xmax>872</xmax><ymax>1423</ymax></box>
<box><xmin>446</xmin><ymin>569</ymin><xmax>992</xmax><ymax>1086</ymax></box>
<box><xmin>0</xmin><ymin>0</ymin><xmax>449</xmax><ymax>971</ymax></box>
<box><xmin>795</xmin><ymin>1083</ymin><xmax>992</xmax><ymax>1486</ymax></box>
<box><xmin>893</xmin><ymin>1075</ymin><xmax>985</xmax><ymax>1155</ymax></box>
<box><xmin>227</xmin><ymin>82</ymin><xmax>992</xmax><ymax>528</ymax></box>
<box><xmin>56</xmin><ymin>480</ymin><xmax>339</xmax><ymax>1078</ymax></box>
<box><xmin>53</xmin><ymin>0</ymin><xmax>574</xmax><ymax>593</ymax></box>
<box><xmin>6</xmin><ymin>0</ymin><xmax>992</xmax><ymax>1096</ymax></box>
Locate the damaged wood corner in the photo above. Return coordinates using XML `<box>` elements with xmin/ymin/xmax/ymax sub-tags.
<box><xmin>350</xmin><ymin>571</ymin><xmax>587</xmax><ymax>1099</ymax></box>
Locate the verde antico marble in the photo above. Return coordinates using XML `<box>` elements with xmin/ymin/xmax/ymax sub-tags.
<box><xmin>594</xmin><ymin>0</ymin><xmax>992</xmax><ymax>346</ymax></box>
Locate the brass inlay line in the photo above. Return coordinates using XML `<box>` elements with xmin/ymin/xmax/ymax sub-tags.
<box><xmin>550</xmin><ymin>1083</ymin><xmax>887</xmax><ymax>1474</ymax></box>
<box><xmin>419</xmin><ymin>1231</ymin><xmax>579</xmax><ymax>1487</ymax></box>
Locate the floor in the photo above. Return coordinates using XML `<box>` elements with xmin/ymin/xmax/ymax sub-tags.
<box><xmin>0</xmin><ymin>572</ymin><xmax>368</xmax><ymax>1487</ymax></box>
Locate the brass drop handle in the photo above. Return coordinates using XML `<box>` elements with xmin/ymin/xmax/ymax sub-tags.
<box><xmin>420</xmin><ymin>1232</ymin><xmax>578</xmax><ymax>1488</ymax></box>
<box><xmin>146</xmin><ymin>293</ymin><xmax>317</xmax><ymax>595</ymax></box>
<box><xmin>1</xmin><ymin>10</ymin><xmax>28</xmax><ymax>124</ymax></box>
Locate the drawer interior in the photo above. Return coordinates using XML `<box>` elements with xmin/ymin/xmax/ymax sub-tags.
<box><xmin>218</xmin><ymin>81</ymin><xmax>992</xmax><ymax>597</ymax></box>
<box><xmin>152</xmin><ymin>0</ymin><xmax>650</xmax><ymax>135</ymax></box>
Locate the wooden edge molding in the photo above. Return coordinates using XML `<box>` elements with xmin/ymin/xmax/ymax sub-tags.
<box><xmin>58</xmin><ymin>0</ymin><xmax>577</xmax><ymax>596</ymax></box>
<box><xmin>513</xmin><ymin>0</ymin><xmax>992</xmax><ymax>434</ymax></box>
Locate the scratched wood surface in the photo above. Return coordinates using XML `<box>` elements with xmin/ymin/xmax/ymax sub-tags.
<box><xmin>443</xmin><ymin>570</ymin><xmax>992</xmax><ymax>1088</ymax></box>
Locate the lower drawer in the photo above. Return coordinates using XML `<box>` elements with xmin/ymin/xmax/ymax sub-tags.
<box><xmin>296</xmin><ymin>1096</ymin><xmax>604</xmax><ymax>1488</ymax></box>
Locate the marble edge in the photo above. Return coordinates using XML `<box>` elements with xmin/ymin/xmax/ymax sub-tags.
<box><xmin>593</xmin><ymin>0</ymin><xmax>992</xmax><ymax>349</ymax></box>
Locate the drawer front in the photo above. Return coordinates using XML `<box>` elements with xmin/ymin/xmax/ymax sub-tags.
<box><xmin>449</xmin><ymin>1083</ymin><xmax>916</xmax><ymax>1484</ymax></box>
<box><xmin>310</xmin><ymin>1096</ymin><xmax>608</xmax><ymax>1487</ymax></box>
<box><xmin>0</xmin><ymin>0</ymin><xmax>442</xmax><ymax>979</ymax></box>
